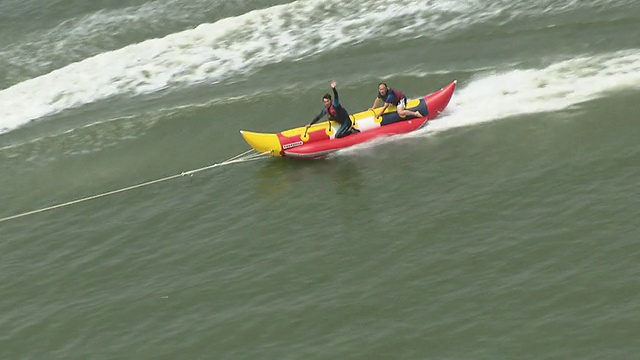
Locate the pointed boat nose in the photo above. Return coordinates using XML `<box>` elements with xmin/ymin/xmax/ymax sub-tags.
<box><xmin>240</xmin><ymin>130</ymin><xmax>282</xmax><ymax>156</ymax></box>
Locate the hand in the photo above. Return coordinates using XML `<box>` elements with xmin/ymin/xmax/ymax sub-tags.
<box><xmin>330</xmin><ymin>80</ymin><xmax>336</xmax><ymax>88</ymax></box>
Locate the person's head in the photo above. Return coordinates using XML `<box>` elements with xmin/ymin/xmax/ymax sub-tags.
<box><xmin>322</xmin><ymin>93</ymin><xmax>332</xmax><ymax>105</ymax></box>
<box><xmin>378</xmin><ymin>82</ymin><xmax>388</xmax><ymax>96</ymax></box>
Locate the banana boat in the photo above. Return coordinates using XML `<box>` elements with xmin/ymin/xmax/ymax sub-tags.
<box><xmin>240</xmin><ymin>81</ymin><xmax>456</xmax><ymax>159</ymax></box>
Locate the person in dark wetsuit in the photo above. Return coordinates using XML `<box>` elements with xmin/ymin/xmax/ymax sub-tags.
<box><xmin>370</xmin><ymin>82</ymin><xmax>423</xmax><ymax>119</ymax></box>
<box><xmin>307</xmin><ymin>80</ymin><xmax>358</xmax><ymax>138</ymax></box>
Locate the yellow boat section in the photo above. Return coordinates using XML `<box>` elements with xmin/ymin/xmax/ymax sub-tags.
<box><xmin>239</xmin><ymin>130</ymin><xmax>282</xmax><ymax>156</ymax></box>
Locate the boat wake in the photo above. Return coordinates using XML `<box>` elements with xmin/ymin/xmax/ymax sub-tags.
<box><xmin>424</xmin><ymin>49</ymin><xmax>640</xmax><ymax>134</ymax></box>
<box><xmin>335</xmin><ymin>49</ymin><xmax>640</xmax><ymax>156</ymax></box>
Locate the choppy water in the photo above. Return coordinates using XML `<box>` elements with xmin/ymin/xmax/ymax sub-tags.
<box><xmin>2</xmin><ymin>1</ymin><xmax>640</xmax><ymax>359</ymax></box>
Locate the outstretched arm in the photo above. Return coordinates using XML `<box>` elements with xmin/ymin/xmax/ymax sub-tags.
<box><xmin>370</xmin><ymin>97</ymin><xmax>380</xmax><ymax>110</ymax></box>
<box><xmin>308</xmin><ymin>108</ymin><xmax>326</xmax><ymax>126</ymax></box>
<box><xmin>376</xmin><ymin>102</ymin><xmax>390</xmax><ymax>118</ymax></box>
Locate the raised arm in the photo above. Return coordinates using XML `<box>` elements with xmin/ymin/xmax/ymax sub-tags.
<box><xmin>329</xmin><ymin>80</ymin><xmax>340</xmax><ymax>107</ymax></box>
<box><xmin>331</xmin><ymin>87</ymin><xmax>340</xmax><ymax>107</ymax></box>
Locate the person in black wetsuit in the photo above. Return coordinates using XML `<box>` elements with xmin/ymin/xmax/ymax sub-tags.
<box><xmin>306</xmin><ymin>80</ymin><xmax>358</xmax><ymax>138</ymax></box>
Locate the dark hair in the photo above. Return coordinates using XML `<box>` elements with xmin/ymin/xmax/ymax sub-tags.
<box><xmin>379</xmin><ymin>82</ymin><xmax>388</xmax><ymax>88</ymax></box>
<box><xmin>323</xmin><ymin>93</ymin><xmax>332</xmax><ymax>101</ymax></box>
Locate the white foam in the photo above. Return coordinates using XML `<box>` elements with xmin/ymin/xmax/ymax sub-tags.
<box><xmin>336</xmin><ymin>49</ymin><xmax>640</xmax><ymax>155</ymax></box>
<box><xmin>423</xmin><ymin>50</ymin><xmax>640</xmax><ymax>134</ymax></box>
<box><xmin>0</xmin><ymin>0</ymin><xmax>630</xmax><ymax>134</ymax></box>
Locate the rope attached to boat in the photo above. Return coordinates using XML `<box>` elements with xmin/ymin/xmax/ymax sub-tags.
<box><xmin>0</xmin><ymin>149</ymin><xmax>270</xmax><ymax>223</ymax></box>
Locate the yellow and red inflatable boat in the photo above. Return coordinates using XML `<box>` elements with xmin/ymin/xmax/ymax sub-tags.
<box><xmin>240</xmin><ymin>80</ymin><xmax>456</xmax><ymax>159</ymax></box>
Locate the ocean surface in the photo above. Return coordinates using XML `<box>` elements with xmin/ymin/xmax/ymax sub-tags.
<box><xmin>1</xmin><ymin>0</ymin><xmax>640</xmax><ymax>359</ymax></box>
